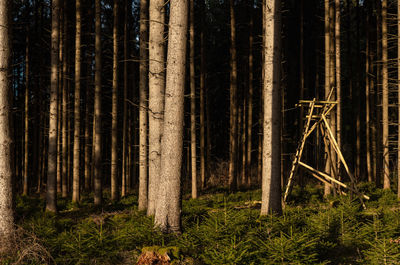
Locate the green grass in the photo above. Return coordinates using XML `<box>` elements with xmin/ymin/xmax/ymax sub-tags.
<box><xmin>3</xmin><ymin>184</ymin><xmax>400</xmax><ymax>264</ymax></box>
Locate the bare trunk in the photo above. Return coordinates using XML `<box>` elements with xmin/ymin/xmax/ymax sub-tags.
<box><xmin>111</xmin><ymin>0</ymin><xmax>119</xmax><ymax>201</ymax></box>
<box><xmin>72</xmin><ymin>0</ymin><xmax>81</xmax><ymax>203</ymax></box>
<box><xmin>138</xmin><ymin>0</ymin><xmax>148</xmax><ymax>210</ymax></box>
<box><xmin>260</xmin><ymin>0</ymin><xmax>282</xmax><ymax>215</ymax></box>
<box><xmin>335</xmin><ymin>0</ymin><xmax>341</xmax><ymax>177</ymax></box>
<box><xmin>94</xmin><ymin>0</ymin><xmax>102</xmax><ymax>205</ymax></box>
<box><xmin>154</xmin><ymin>0</ymin><xmax>188</xmax><ymax>233</ymax></box>
<box><xmin>61</xmin><ymin>0</ymin><xmax>68</xmax><ymax>198</ymax></box>
<box><xmin>324</xmin><ymin>0</ymin><xmax>331</xmax><ymax>196</ymax></box>
<box><xmin>382</xmin><ymin>0</ymin><xmax>390</xmax><ymax>189</ymax></box>
<box><xmin>398</xmin><ymin>0</ymin><xmax>400</xmax><ymax>198</ymax></box>
<box><xmin>366</xmin><ymin>3</ymin><xmax>372</xmax><ymax>183</ymax></box>
<box><xmin>46</xmin><ymin>0</ymin><xmax>60</xmax><ymax>213</ymax></box>
<box><xmin>199</xmin><ymin>0</ymin><xmax>206</xmax><ymax>190</ymax></box>
<box><xmin>228</xmin><ymin>0</ymin><xmax>238</xmax><ymax>191</ymax></box>
<box><xmin>147</xmin><ymin>0</ymin><xmax>165</xmax><ymax>216</ymax></box>
<box><xmin>190</xmin><ymin>0</ymin><xmax>197</xmax><ymax>199</ymax></box>
<box><xmin>23</xmin><ymin>32</ymin><xmax>29</xmax><ymax>196</ymax></box>
<box><xmin>121</xmin><ymin>0</ymin><xmax>128</xmax><ymax>197</ymax></box>
<box><xmin>246</xmin><ymin>6</ymin><xmax>253</xmax><ymax>187</ymax></box>
<box><xmin>0</xmin><ymin>0</ymin><xmax>14</xmax><ymax>250</ymax></box>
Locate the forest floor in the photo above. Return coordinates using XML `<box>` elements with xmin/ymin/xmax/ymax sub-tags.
<box><xmin>2</xmin><ymin>182</ymin><xmax>400</xmax><ymax>264</ymax></box>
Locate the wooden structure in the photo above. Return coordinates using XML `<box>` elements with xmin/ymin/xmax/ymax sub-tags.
<box><xmin>283</xmin><ymin>97</ymin><xmax>369</xmax><ymax>208</ymax></box>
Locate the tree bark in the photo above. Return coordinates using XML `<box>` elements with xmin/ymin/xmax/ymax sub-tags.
<box><xmin>382</xmin><ymin>0</ymin><xmax>390</xmax><ymax>189</ymax></box>
<box><xmin>72</xmin><ymin>0</ymin><xmax>82</xmax><ymax>203</ymax></box>
<box><xmin>199</xmin><ymin>0</ymin><xmax>206</xmax><ymax>190</ymax></box>
<box><xmin>138</xmin><ymin>0</ymin><xmax>148</xmax><ymax>211</ymax></box>
<box><xmin>189</xmin><ymin>0</ymin><xmax>197</xmax><ymax>199</ymax></box>
<box><xmin>154</xmin><ymin>0</ymin><xmax>188</xmax><ymax>233</ymax></box>
<box><xmin>324</xmin><ymin>0</ymin><xmax>331</xmax><ymax>196</ymax></box>
<box><xmin>335</xmin><ymin>0</ymin><xmax>341</xmax><ymax>177</ymax></box>
<box><xmin>397</xmin><ymin>0</ymin><xmax>400</xmax><ymax>198</ymax></box>
<box><xmin>228</xmin><ymin>0</ymin><xmax>238</xmax><ymax>191</ymax></box>
<box><xmin>147</xmin><ymin>0</ymin><xmax>165</xmax><ymax>216</ymax></box>
<box><xmin>0</xmin><ymin>0</ymin><xmax>14</xmax><ymax>250</ymax></box>
<box><xmin>94</xmin><ymin>0</ymin><xmax>102</xmax><ymax>205</ymax></box>
<box><xmin>23</xmin><ymin>30</ymin><xmax>29</xmax><ymax>196</ymax></box>
<box><xmin>121</xmin><ymin>0</ymin><xmax>128</xmax><ymax>197</ymax></box>
<box><xmin>260</xmin><ymin>0</ymin><xmax>282</xmax><ymax>215</ymax></box>
<box><xmin>111</xmin><ymin>0</ymin><xmax>119</xmax><ymax>201</ymax></box>
<box><xmin>46</xmin><ymin>0</ymin><xmax>60</xmax><ymax>213</ymax></box>
<box><xmin>61</xmin><ymin>0</ymin><xmax>68</xmax><ymax>198</ymax></box>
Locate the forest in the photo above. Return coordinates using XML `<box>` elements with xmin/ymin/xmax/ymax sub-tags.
<box><xmin>1</xmin><ymin>0</ymin><xmax>400</xmax><ymax>264</ymax></box>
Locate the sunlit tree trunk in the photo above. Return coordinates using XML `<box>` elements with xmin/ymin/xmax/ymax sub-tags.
<box><xmin>0</xmin><ymin>0</ymin><xmax>14</xmax><ymax>250</ymax></box>
<box><xmin>111</xmin><ymin>0</ymin><xmax>119</xmax><ymax>201</ymax></box>
<box><xmin>335</xmin><ymin>0</ymin><xmax>341</xmax><ymax>177</ymax></box>
<box><xmin>72</xmin><ymin>0</ymin><xmax>82</xmax><ymax>203</ymax></box>
<box><xmin>260</xmin><ymin>0</ymin><xmax>282</xmax><ymax>215</ymax></box>
<box><xmin>382</xmin><ymin>0</ymin><xmax>390</xmax><ymax>189</ymax></box>
<box><xmin>138</xmin><ymin>0</ymin><xmax>148</xmax><ymax>210</ymax></box>
<box><xmin>46</xmin><ymin>0</ymin><xmax>60</xmax><ymax>213</ymax></box>
<box><xmin>57</xmin><ymin>11</ymin><xmax>63</xmax><ymax>194</ymax></box>
<box><xmin>154</xmin><ymin>0</ymin><xmax>188</xmax><ymax>233</ymax></box>
<box><xmin>94</xmin><ymin>0</ymin><xmax>103</xmax><ymax>205</ymax></box>
<box><xmin>147</xmin><ymin>0</ymin><xmax>165</xmax><ymax>215</ymax></box>
<box><xmin>189</xmin><ymin>0</ymin><xmax>197</xmax><ymax>199</ymax></box>
<box><xmin>228</xmin><ymin>0</ymin><xmax>238</xmax><ymax>191</ymax></box>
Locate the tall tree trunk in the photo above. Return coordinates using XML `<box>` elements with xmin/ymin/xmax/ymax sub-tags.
<box><xmin>382</xmin><ymin>0</ymin><xmax>390</xmax><ymax>189</ymax></box>
<box><xmin>261</xmin><ymin>0</ymin><xmax>282</xmax><ymax>215</ymax></box>
<box><xmin>46</xmin><ymin>0</ymin><xmax>60</xmax><ymax>213</ymax></box>
<box><xmin>147</xmin><ymin>0</ymin><xmax>165</xmax><ymax>216</ymax></box>
<box><xmin>375</xmin><ymin>0</ymin><xmax>381</xmax><ymax>187</ymax></box>
<box><xmin>324</xmin><ymin>0</ymin><xmax>331</xmax><ymax>196</ymax></box>
<box><xmin>154</xmin><ymin>0</ymin><xmax>188</xmax><ymax>233</ymax></box>
<box><xmin>199</xmin><ymin>0</ymin><xmax>206</xmax><ymax>190</ymax></box>
<box><xmin>366</xmin><ymin>2</ymin><xmax>372</xmax><ymax>183</ymax></box>
<box><xmin>61</xmin><ymin>0</ymin><xmax>68</xmax><ymax>198</ymax></box>
<box><xmin>246</xmin><ymin>5</ymin><xmax>253</xmax><ymax>187</ymax></box>
<box><xmin>23</xmin><ymin>31</ymin><xmax>29</xmax><ymax>196</ymax></box>
<box><xmin>398</xmin><ymin>0</ymin><xmax>400</xmax><ymax>198</ymax></box>
<box><xmin>72</xmin><ymin>0</ymin><xmax>81</xmax><ymax>203</ymax></box>
<box><xmin>228</xmin><ymin>0</ymin><xmax>238</xmax><ymax>191</ymax></box>
<box><xmin>121</xmin><ymin>0</ymin><xmax>128</xmax><ymax>197</ymax></box>
<box><xmin>57</xmin><ymin>12</ymin><xmax>63</xmax><ymax>194</ymax></box>
<box><xmin>0</xmin><ymin>0</ymin><xmax>14</xmax><ymax>250</ymax></box>
<box><xmin>94</xmin><ymin>0</ymin><xmax>102</xmax><ymax>205</ymax></box>
<box><xmin>335</xmin><ymin>0</ymin><xmax>341</xmax><ymax>177</ymax></box>
<box><xmin>190</xmin><ymin>0</ymin><xmax>197</xmax><ymax>199</ymax></box>
<box><xmin>138</xmin><ymin>0</ymin><xmax>148</xmax><ymax>210</ymax></box>
<box><xmin>111</xmin><ymin>0</ymin><xmax>119</xmax><ymax>201</ymax></box>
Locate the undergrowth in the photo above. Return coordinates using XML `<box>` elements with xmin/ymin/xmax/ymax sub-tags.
<box><xmin>2</xmin><ymin>184</ymin><xmax>400</xmax><ymax>264</ymax></box>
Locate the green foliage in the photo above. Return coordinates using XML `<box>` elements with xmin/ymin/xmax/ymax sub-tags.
<box><xmin>11</xmin><ymin>184</ymin><xmax>400</xmax><ymax>264</ymax></box>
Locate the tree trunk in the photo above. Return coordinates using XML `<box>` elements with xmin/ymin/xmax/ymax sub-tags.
<box><xmin>61</xmin><ymin>0</ymin><xmax>68</xmax><ymax>198</ymax></box>
<box><xmin>23</xmin><ymin>31</ymin><xmax>29</xmax><ymax>196</ymax></box>
<box><xmin>57</xmin><ymin>13</ymin><xmax>63</xmax><ymax>194</ymax></box>
<box><xmin>246</xmin><ymin>5</ymin><xmax>253</xmax><ymax>187</ymax></box>
<box><xmin>398</xmin><ymin>0</ymin><xmax>400</xmax><ymax>198</ymax></box>
<box><xmin>0</xmin><ymin>0</ymin><xmax>14</xmax><ymax>250</ymax></box>
<box><xmin>94</xmin><ymin>0</ymin><xmax>102</xmax><ymax>205</ymax></box>
<box><xmin>147</xmin><ymin>0</ymin><xmax>165</xmax><ymax>216</ymax></box>
<box><xmin>46</xmin><ymin>0</ymin><xmax>60</xmax><ymax>213</ymax></box>
<box><xmin>121</xmin><ymin>0</ymin><xmax>128</xmax><ymax>197</ymax></box>
<box><xmin>382</xmin><ymin>0</ymin><xmax>390</xmax><ymax>189</ymax></box>
<box><xmin>190</xmin><ymin>0</ymin><xmax>197</xmax><ymax>199</ymax></box>
<box><xmin>154</xmin><ymin>0</ymin><xmax>188</xmax><ymax>233</ymax></box>
<box><xmin>72</xmin><ymin>0</ymin><xmax>82</xmax><ymax>203</ymax></box>
<box><xmin>324</xmin><ymin>0</ymin><xmax>331</xmax><ymax>196</ymax></box>
<box><xmin>111</xmin><ymin>0</ymin><xmax>119</xmax><ymax>201</ymax></box>
<box><xmin>366</xmin><ymin>1</ymin><xmax>372</xmax><ymax>183</ymax></box>
<box><xmin>138</xmin><ymin>0</ymin><xmax>148</xmax><ymax>211</ymax></box>
<box><xmin>335</xmin><ymin>0</ymin><xmax>341</xmax><ymax>177</ymax></box>
<box><xmin>199</xmin><ymin>0</ymin><xmax>206</xmax><ymax>190</ymax></box>
<box><xmin>228</xmin><ymin>0</ymin><xmax>238</xmax><ymax>191</ymax></box>
<box><xmin>260</xmin><ymin>0</ymin><xmax>282</xmax><ymax>215</ymax></box>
